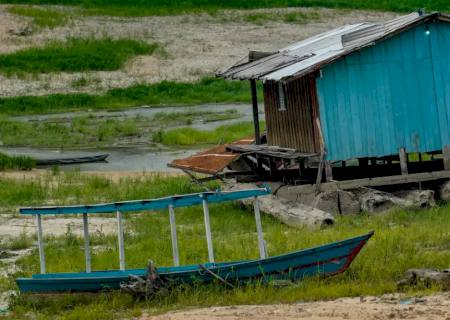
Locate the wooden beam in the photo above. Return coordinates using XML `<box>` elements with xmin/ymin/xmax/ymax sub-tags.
<box><xmin>443</xmin><ymin>145</ymin><xmax>450</xmax><ymax>170</ymax></box>
<box><xmin>82</xmin><ymin>213</ymin><xmax>91</xmax><ymax>273</ymax></box>
<box><xmin>35</xmin><ymin>214</ymin><xmax>46</xmax><ymax>274</ymax></box>
<box><xmin>291</xmin><ymin>170</ymin><xmax>450</xmax><ymax>194</ymax></box>
<box><xmin>250</xmin><ymin>79</ymin><xmax>261</xmax><ymax>145</ymax></box>
<box><xmin>399</xmin><ymin>147</ymin><xmax>408</xmax><ymax>175</ymax></box>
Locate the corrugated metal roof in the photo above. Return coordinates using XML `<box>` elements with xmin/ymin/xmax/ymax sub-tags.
<box><xmin>218</xmin><ymin>12</ymin><xmax>450</xmax><ymax>82</ymax></box>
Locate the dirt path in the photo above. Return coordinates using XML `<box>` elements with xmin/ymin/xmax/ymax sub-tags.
<box><xmin>0</xmin><ymin>5</ymin><xmax>397</xmax><ymax>97</ymax></box>
<box><xmin>143</xmin><ymin>294</ymin><xmax>450</xmax><ymax>320</ymax></box>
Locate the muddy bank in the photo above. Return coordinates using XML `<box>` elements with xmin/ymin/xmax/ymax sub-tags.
<box><xmin>0</xmin><ymin>215</ymin><xmax>118</xmax><ymax>238</ymax></box>
<box><xmin>0</xmin><ymin>6</ymin><xmax>397</xmax><ymax>97</ymax></box>
<box><xmin>144</xmin><ymin>293</ymin><xmax>450</xmax><ymax>320</ymax></box>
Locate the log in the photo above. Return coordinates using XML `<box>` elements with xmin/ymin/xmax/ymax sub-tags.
<box><xmin>398</xmin><ymin>269</ymin><xmax>450</xmax><ymax>290</ymax></box>
<box><xmin>223</xmin><ymin>182</ymin><xmax>335</xmax><ymax>227</ymax></box>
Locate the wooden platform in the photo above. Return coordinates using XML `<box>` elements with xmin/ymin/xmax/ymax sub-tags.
<box><xmin>226</xmin><ymin>144</ymin><xmax>318</xmax><ymax>160</ymax></box>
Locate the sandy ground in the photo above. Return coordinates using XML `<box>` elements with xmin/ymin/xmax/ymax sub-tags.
<box><xmin>0</xmin><ymin>5</ymin><xmax>397</xmax><ymax>97</ymax></box>
<box><xmin>143</xmin><ymin>294</ymin><xmax>450</xmax><ymax>320</ymax></box>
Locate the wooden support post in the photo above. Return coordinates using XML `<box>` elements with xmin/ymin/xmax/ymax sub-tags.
<box><xmin>325</xmin><ymin>161</ymin><xmax>333</xmax><ymax>182</ymax></box>
<box><xmin>35</xmin><ymin>214</ymin><xmax>46</xmax><ymax>274</ymax></box>
<box><xmin>116</xmin><ymin>210</ymin><xmax>125</xmax><ymax>271</ymax></box>
<box><xmin>399</xmin><ymin>147</ymin><xmax>408</xmax><ymax>175</ymax></box>
<box><xmin>202</xmin><ymin>198</ymin><xmax>215</xmax><ymax>263</ymax></box>
<box><xmin>443</xmin><ymin>146</ymin><xmax>450</xmax><ymax>170</ymax></box>
<box><xmin>253</xmin><ymin>196</ymin><xmax>267</xmax><ymax>259</ymax></box>
<box><xmin>82</xmin><ymin>213</ymin><xmax>91</xmax><ymax>273</ymax></box>
<box><xmin>250</xmin><ymin>79</ymin><xmax>261</xmax><ymax>145</ymax></box>
<box><xmin>168</xmin><ymin>204</ymin><xmax>180</xmax><ymax>267</ymax></box>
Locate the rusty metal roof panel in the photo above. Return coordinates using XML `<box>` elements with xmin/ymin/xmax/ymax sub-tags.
<box><xmin>217</xmin><ymin>12</ymin><xmax>447</xmax><ymax>82</ymax></box>
<box><xmin>168</xmin><ymin>138</ymin><xmax>253</xmax><ymax>175</ymax></box>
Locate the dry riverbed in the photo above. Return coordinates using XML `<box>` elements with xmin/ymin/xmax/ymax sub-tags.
<box><xmin>0</xmin><ymin>5</ymin><xmax>396</xmax><ymax>97</ymax></box>
<box><xmin>144</xmin><ymin>294</ymin><xmax>450</xmax><ymax>320</ymax></box>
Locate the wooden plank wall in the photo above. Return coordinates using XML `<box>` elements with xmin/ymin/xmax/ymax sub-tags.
<box><xmin>263</xmin><ymin>76</ymin><xmax>319</xmax><ymax>152</ymax></box>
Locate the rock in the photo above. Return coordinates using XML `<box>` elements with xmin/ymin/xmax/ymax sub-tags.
<box><xmin>312</xmin><ymin>190</ymin><xmax>360</xmax><ymax>215</ymax></box>
<box><xmin>8</xmin><ymin>25</ymin><xmax>33</xmax><ymax>36</ymax></box>
<box><xmin>223</xmin><ymin>182</ymin><xmax>335</xmax><ymax>227</ymax></box>
<box><xmin>355</xmin><ymin>188</ymin><xmax>435</xmax><ymax>213</ymax></box>
<box><xmin>338</xmin><ymin>190</ymin><xmax>361</xmax><ymax>214</ymax></box>
<box><xmin>438</xmin><ymin>180</ymin><xmax>450</xmax><ymax>201</ymax></box>
<box><xmin>393</xmin><ymin>190</ymin><xmax>435</xmax><ymax>208</ymax></box>
<box><xmin>397</xmin><ymin>269</ymin><xmax>450</xmax><ymax>290</ymax></box>
<box><xmin>312</xmin><ymin>191</ymin><xmax>339</xmax><ymax>214</ymax></box>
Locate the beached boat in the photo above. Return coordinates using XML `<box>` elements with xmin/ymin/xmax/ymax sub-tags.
<box><xmin>36</xmin><ymin>154</ymin><xmax>109</xmax><ymax>166</ymax></box>
<box><xmin>15</xmin><ymin>187</ymin><xmax>373</xmax><ymax>294</ymax></box>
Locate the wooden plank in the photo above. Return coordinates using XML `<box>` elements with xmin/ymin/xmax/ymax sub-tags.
<box><xmin>253</xmin><ymin>196</ymin><xmax>267</xmax><ymax>259</ymax></box>
<box><xmin>202</xmin><ymin>199</ymin><xmax>215</xmax><ymax>263</ymax></box>
<box><xmin>168</xmin><ymin>204</ymin><xmax>180</xmax><ymax>266</ymax></box>
<box><xmin>82</xmin><ymin>213</ymin><xmax>91</xmax><ymax>273</ymax></box>
<box><xmin>35</xmin><ymin>214</ymin><xmax>46</xmax><ymax>274</ymax></box>
<box><xmin>116</xmin><ymin>210</ymin><xmax>125</xmax><ymax>271</ymax></box>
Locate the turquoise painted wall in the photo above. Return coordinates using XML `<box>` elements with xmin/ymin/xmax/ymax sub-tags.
<box><xmin>316</xmin><ymin>21</ymin><xmax>450</xmax><ymax>161</ymax></box>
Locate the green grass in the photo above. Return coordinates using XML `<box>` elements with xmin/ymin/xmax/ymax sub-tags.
<box><xmin>8</xmin><ymin>5</ymin><xmax>69</xmax><ymax>28</ymax></box>
<box><xmin>0</xmin><ymin>1</ymin><xmax>449</xmax><ymax>16</ymax></box>
<box><xmin>0</xmin><ymin>153</ymin><xmax>35</xmax><ymax>171</ymax></box>
<box><xmin>153</xmin><ymin>121</ymin><xmax>265</xmax><ymax>146</ymax></box>
<box><xmin>243</xmin><ymin>11</ymin><xmax>321</xmax><ymax>25</ymax></box>
<box><xmin>0</xmin><ymin>173</ymin><xmax>449</xmax><ymax>319</ymax></box>
<box><xmin>0</xmin><ymin>109</ymin><xmax>243</xmax><ymax>148</ymax></box>
<box><xmin>0</xmin><ymin>78</ymin><xmax>259</xmax><ymax>115</ymax></box>
<box><xmin>0</xmin><ymin>38</ymin><xmax>157</xmax><ymax>76</ymax></box>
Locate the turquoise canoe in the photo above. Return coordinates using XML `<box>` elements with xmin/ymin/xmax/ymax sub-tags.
<box><xmin>16</xmin><ymin>232</ymin><xmax>373</xmax><ymax>293</ymax></box>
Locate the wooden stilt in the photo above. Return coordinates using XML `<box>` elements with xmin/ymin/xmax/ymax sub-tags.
<box><xmin>443</xmin><ymin>146</ymin><xmax>450</xmax><ymax>170</ymax></box>
<box><xmin>325</xmin><ymin>161</ymin><xmax>333</xmax><ymax>182</ymax></box>
<box><xmin>168</xmin><ymin>204</ymin><xmax>180</xmax><ymax>266</ymax></box>
<box><xmin>82</xmin><ymin>213</ymin><xmax>91</xmax><ymax>273</ymax></box>
<box><xmin>250</xmin><ymin>79</ymin><xmax>261</xmax><ymax>145</ymax></box>
<box><xmin>399</xmin><ymin>147</ymin><xmax>408</xmax><ymax>175</ymax></box>
<box><xmin>35</xmin><ymin>214</ymin><xmax>46</xmax><ymax>274</ymax></box>
<box><xmin>202</xmin><ymin>199</ymin><xmax>215</xmax><ymax>263</ymax></box>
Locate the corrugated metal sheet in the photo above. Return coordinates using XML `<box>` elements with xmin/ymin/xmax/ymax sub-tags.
<box><xmin>263</xmin><ymin>77</ymin><xmax>319</xmax><ymax>152</ymax></box>
<box><xmin>168</xmin><ymin>138</ymin><xmax>253</xmax><ymax>174</ymax></box>
<box><xmin>316</xmin><ymin>21</ymin><xmax>450</xmax><ymax>161</ymax></box>
<box><xmin>218</xmin><ymin>12</ymin><xmax>450</xmax><ymax>82</ymax></box>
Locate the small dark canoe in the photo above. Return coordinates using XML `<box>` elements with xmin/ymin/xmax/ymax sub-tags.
<box><xmin>16</xmin><ymin>232</ymin><xmax>373</xmax><ymax>293</ymax></box>
<box><xmin>36</xmin><ymin>154</ymin><xmax>109</xmax><ymax>166</ymax></box>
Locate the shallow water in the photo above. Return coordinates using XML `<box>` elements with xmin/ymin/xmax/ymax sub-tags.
<box><xmin>0</xmin><ymin>147</ymin><xmax>200</xmax><ymax>172</ymax></box>
<box><xmin>3</xmin><ymin>103</ymin><xmax>264</xmax><ymax>172</ymax></box>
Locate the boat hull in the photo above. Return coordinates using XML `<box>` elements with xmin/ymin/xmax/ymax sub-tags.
<box><xmin>16</xmin><ymin>232</ymin><xmax>373</xmax><ymax>293</ymax></box>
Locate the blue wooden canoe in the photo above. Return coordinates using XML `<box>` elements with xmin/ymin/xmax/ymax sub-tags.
<box><xmin>16</xmin><ymin>231</ymin><xmax>373</xmax><ymax>293</ymax></box>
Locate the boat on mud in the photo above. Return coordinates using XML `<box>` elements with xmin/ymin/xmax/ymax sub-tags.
<box><xmin>16</xmin><ymin>187</ymin><xmax>373</xmax><ymax>294</ymax></box>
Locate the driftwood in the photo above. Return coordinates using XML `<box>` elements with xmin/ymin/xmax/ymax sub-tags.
<box><xmin>398</xmin><ymin>269</ymin><xmax>450</xmax><ymax>290</ymax></box>
<box><xmin>120</xmin><ymin>260</ymin><xmax>168</xmax><ymax>298</ymax></box>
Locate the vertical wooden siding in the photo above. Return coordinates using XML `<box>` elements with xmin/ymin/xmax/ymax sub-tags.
<box><xmin>263</xmin><ymin>76</ymin><xmax>319</xmax><ymax>152</ymax></box>
<box><xmin>316</xmin><ymin>21</ymin><xmax>450</xmax><ymax>161</ymax></box>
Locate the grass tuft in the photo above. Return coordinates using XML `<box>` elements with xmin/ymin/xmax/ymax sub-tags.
<box><xmin>0</xmin><ymin>152</ymin><xmax>35</xmax><ymax>171</ymax></box>
<box><xmin>0</xmin><ymin>38</ymin><xmax>157</xmax><ymax>76</ymax></box>
<box><xmin>153</xmin><ymin>121</ymin><xmax>265</xmax><ymax>146</ymax></box>
<box><xmin>8</xmin><ymin>5</ymin><xmax>69</xmax><ymax>29</ymax></box>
